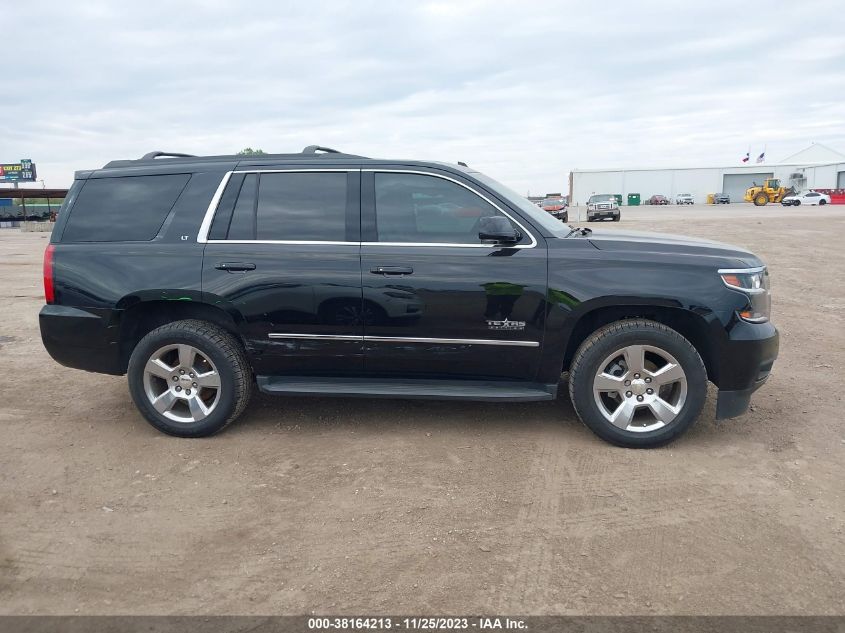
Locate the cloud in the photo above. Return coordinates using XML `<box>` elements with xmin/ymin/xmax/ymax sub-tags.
<box><xmin>2</xmin><ymin>0</ymin><xmax>844</xmax><ymax>194</ymax></box>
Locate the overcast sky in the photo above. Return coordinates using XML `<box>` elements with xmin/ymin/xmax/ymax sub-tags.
<box><xmin>3</xmin><ymin>0</ymin><xmax>844</xmax><ymax>193</ymax></box>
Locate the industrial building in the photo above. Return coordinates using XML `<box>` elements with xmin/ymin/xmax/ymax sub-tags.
<box><xmin>569</xmin><ymin>143</ymin><xmax>845</xmax><ymax>204</ymax></box>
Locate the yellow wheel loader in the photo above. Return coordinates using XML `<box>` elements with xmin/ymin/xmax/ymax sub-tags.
<box><xmin>744</xmin><ymin>178</ymin><xmax>793</xmax><ymax>206</ymax></box>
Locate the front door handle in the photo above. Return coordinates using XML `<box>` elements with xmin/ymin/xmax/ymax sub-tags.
<box><xmin>370</xmin><ymin>266</ymin><xmax>414</xmax><ymax>276</ymax></box>
<box><xmin>215</xmin><ymin>262</ymin><xmax>256</xmax><ymax>272</ymax></box>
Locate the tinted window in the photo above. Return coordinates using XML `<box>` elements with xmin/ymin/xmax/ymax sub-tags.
<box><xmin>374</xmin><ymin>173</ymin><xmax>508</xmax><ymax>243</ymax></box>
<box><xmin>255</xmin><ymin>172</ymin><xmax>347</xmax><ymax>241</ymax></box>
<box><xmin>208</xmin><ymin>174</ymin><xmax>244</xmax><ymax>240</ymax></box>
<box><xmin>228</xmin><ymin>174</ymin><xmax>257</xmax><ymax>239</ymax></box>
<box><xmin>62</xmin><ymin>174</ymin><xmax>189</xmax><ymax>242</ymax></box>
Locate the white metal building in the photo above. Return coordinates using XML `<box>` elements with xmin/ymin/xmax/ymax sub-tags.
<box><xmin>569</xmin><ymin>143</ymin><xmax>845</xmax><ymax>205</ymax></box>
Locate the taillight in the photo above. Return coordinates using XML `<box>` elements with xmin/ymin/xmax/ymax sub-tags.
<box><xmin>43</xmin><ymin>244</ymin><xmax>55</xmax><ymax>304</ymax></box>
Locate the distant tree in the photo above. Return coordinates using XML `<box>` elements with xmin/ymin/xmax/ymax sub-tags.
<box><xmin>237</xmin><ymin>147</ymin><xmax>266</xmax><ymax>155</ymax></box>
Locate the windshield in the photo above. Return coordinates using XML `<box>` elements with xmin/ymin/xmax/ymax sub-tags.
<box><xmin>541</xmin><ymin>198</ymin><xmax>565</xmax><ymax>206</ymax></box>
<box><xmin>589</xmin><ymin>194</ymin><xmax>615</xmax><ymax>203</ymax></box>
<box><xmin>471</xmin><ymin>172</ymin><xmax>570</xmax><ymax>237</ymax></box>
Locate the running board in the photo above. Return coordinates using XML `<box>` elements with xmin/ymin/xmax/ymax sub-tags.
<box><xmin>256</xmin><ymin>376</ymin><xmax>558</xmax><ymax>402</ymax></box>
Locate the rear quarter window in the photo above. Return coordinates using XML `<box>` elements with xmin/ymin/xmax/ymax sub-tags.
<box><xmin>61</xmin><ymin>174</ymin><xmax>190</xmax><ymax>242</ymax></box>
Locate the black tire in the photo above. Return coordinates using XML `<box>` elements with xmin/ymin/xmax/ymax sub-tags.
<box><xmin>612</xmin><ymin>213</ymin><xmax>621</xmax><ymax>222</ymax></box>
<box><xmin>568</xmin><ymin>319</ymin><xmax>707</xmax><ymax>448</ymax></box>
<box><xmin>794</xmin><ymin>200</ymin><xmax>801</xmax><ymax>206</ymax></box>
<box><xmin>127</xmin><ymin>320</ymin><xmax>253</xmax><ymax>437</ymax></box>
<box><xmin>819</xmin><ymin>199</ymin><xmax>826</xmax><ymax>205</ymax></box>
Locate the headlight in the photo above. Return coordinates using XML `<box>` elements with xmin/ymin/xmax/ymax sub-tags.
<box><xmin>718</xmin><ymin>267</ymin><xmax>770</xmax><ymax>323</ymax></box>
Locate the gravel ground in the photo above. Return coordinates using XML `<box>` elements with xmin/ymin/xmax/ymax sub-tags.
<box><xmin>0</xmin><ymin>204</ymin><xmax>843</xmax><ymax>615</ymax></box>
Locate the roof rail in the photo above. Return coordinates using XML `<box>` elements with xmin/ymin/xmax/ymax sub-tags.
<box><xmin>141</xmin><ymin>151</ymin><xmax>198</xmax><ymax>160</ymax></box>
<box><xmin>302</xmin><ymin>145</ymin><xmax>342</xmax><ymax>154</ymax></box>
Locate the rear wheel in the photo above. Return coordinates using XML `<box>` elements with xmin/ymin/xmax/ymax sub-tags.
<box><xmin>819</xmin><ymin>199</ymin><xmax>826</xmax><ymax>205</ymax></box>
<box><xmin>568</xmin><ymin>319</ymin><xmax>707</xmax><ymax>448</ymax></box>
<box><xmin>128</xmin><ymin>320</ymin><xmax>253</xmax><ymax>437</ymax></box>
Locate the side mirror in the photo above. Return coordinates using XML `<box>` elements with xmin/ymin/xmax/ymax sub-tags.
<box><xmin>478</xmin><ymin>216</ymin><xmax>520</xmax><ymax>244</ymax></box>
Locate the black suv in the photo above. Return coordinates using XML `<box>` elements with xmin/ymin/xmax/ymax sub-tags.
<box><xmin>40</xmin><ymin>146</ymin><xmax>778</xmax><ymax>447</ymax></box>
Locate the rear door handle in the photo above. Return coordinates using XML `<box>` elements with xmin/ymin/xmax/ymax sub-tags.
<box><xmin>370</xmin><ymin>266</ymin><xmax>414</xmax><ymax>276</ymax></box>
<box><xmin>215</xmin><ymin>262</ymin><xmax>256</xmax><ymax>272</ymax></box>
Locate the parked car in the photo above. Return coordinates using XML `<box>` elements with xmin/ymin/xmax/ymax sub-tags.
<box><xmin>714</xmin><ymin>193</ymin><xmax>730</xmax><ymax>204</ymax></box>
<box><xmin>675</xmin><ymin>193</ymin><xmax>694</xmax><ymax>205</ymax></box>
<box><xmin>780</xmin><ymin>190</ymin><xmax>830</xmax><ymax>206</ymax></box>
<box><xmin>586</xmin><ymin>194</ymin><xmax>621</xmax><ymax>222</ymax></box>
<box><xmin>540</xmin><ymin>197</ymin><xmax>568</xmax><ymax>222</ymax></box>
<box><xmin>39</xmin><ymin>146</ymin><xmax>778</xmax><ymax>448</ymax></box>
<box><xmin>648</xmin><ymin>194</ymin><xmax>669</xmax><ymax>205</ymax></box>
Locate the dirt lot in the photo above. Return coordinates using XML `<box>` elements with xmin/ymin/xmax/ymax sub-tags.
<box><xmin>1</xmin><ymin>204</ymin><xmax>843</xmax><ymax>615</ymax></box>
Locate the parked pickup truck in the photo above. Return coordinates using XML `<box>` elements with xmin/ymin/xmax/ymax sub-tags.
<box><xmin>39</xmin><ymin>146</ymin><xmax>778</xmax><ymax>448</ymax></box>
<box><xmin>586</xmin><ymin>194</ymin><xmax>621</xmax><ymax>222</ymax></box>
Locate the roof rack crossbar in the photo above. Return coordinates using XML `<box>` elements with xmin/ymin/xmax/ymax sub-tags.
<box><xmin>141</xmin><ymin>151</ymin><xmax>198</xmax><ymax>160</ymax></box>
<box><xmin>302</xmin><ymin>145</ymin><xmax>342</xmax><ymax>154</ymax></box>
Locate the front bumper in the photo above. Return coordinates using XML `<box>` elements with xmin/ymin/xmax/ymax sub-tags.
<box><xmin>714</xmin><ymin>319</ymin><xmax>779</xmax><ymax>419</ymax></box>
<box><xmin>587</xmin><ymin>209</ymin><xmax>619</xmax><ymax>220</ymax></box>
<box><xmin>40</xmin><ymin>304</ymin><xmax>124</xmax><ymax>375</ymax></box>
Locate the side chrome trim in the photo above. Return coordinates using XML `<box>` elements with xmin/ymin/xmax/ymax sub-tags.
<box><xmin>197</xmin><ymin>171</ymin><xmax>233</xmax><ymax>243</ymax></box>
<box><xmin>233</xmin><ymin>168</ymin><xmax>360</xmax><ymax>174</ymax></box>
<box><xmin>208</xmin><ymin>240</ymin><xmax>358</xmax><ymax>246</ymax></box>
<box><xmin>361</xmin><ymin>241</ymin><xmax>512</xmax><ymax>248</ymax></box>
<box><xmin>268</xmin><ymin>333</ymin><xmax>363</xmax><ymax>341</ymax></box>
<box><xmin>717</xmin><ymin>266</ymin><xmax>766</xmax><ymax>274</ymax></box>
<box><xmin>364</xmin><ymin>335</ymin><xmax>539</xmax><ymax>347</ymax></box>
<box><xmin>363</xmin><ymin>169</ymin><xmax>537</xmax><ymax>249</ymax></box>
<box><xmin>268</xmin><ymin>333</ymin><xmax>539</xmax><ymax>347</ymax></box>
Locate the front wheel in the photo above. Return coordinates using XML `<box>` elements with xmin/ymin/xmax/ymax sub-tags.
<box><xmin>128</xmin><ymin>320</ymin><xmax>253</xmax><ymax>437</ymax></box>
<box><xmin>753</xmin><ymin>193</ymin><xmax>768</xmax><ymax>206</ymax></box>
<box><xmin>568</xmin><ymin>319</ymin><xmax>707</xmax><ymax>448</ymax></box>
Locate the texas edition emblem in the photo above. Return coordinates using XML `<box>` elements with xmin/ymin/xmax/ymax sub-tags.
<box><xmin>486</xmin><ymin>318</ymin><xmax>526</xmax><ymax>331</ymax></box>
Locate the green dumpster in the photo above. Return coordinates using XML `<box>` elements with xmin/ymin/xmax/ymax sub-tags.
<box><xmin>613</xmin><ymin>194</ymin><xmax>624</xmax><ymax>206</ymax></box>
<box><xmin>627</xmin><ymin>193</ymin><xmax>641</xmax><ymax>206</ymax></box>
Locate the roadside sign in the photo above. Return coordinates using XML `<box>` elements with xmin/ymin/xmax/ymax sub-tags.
<box><xmin>0</xmin><ymin>159</ymin><xmax>37</xmax><ymax>182</ymax></box>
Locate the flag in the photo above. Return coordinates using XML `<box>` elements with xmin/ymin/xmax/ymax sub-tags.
<box><xmin>756</xmin><ymin>152</ymin><xmax>765</xmax><ymax>163</ymax></box>
<box><xmin>741</xmin><ymin>152</ymin><xmax>749</xmax><ymax>163</ymax></box>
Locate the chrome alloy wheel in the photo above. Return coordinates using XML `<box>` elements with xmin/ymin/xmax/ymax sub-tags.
<box><xmin>592</xmin><ymin>344</ymin><xmax>687</xmax><ymax>433</ymax></box>
<box><xmin>142</xmin><ymin>344</ymin><xmax>221</xmax><ymax>423</ymax></box>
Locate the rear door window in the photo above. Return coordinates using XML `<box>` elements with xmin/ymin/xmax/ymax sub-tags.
<box><xmin>62</xmin><ymin>174</ymin><xmax>190</xmax><ymax>242</ymax></box>
<box><xmin>256</xmin><ymin>172</ymin><xmax>347</xmax><ymax>241</ymax></box>
<box><xmin>228</xmin><ymin>174</ymin><xmax>258</xmax><ymax>240</ymax></box>
<box><xmin>213</xmin><ymin>171</ymin><xmax>350</xmax><ymax>242</ymax></box>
